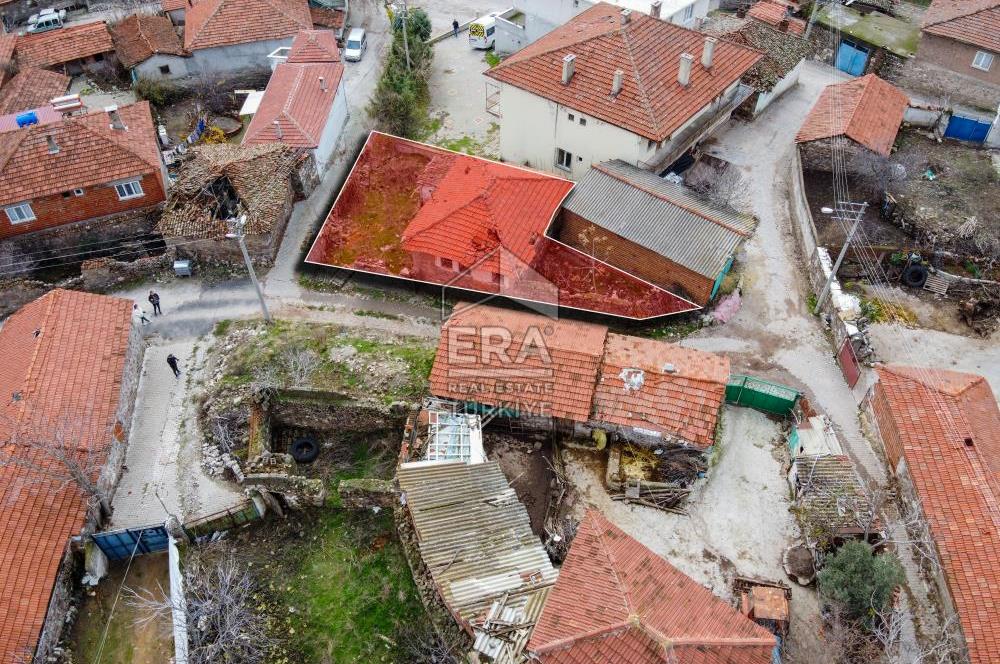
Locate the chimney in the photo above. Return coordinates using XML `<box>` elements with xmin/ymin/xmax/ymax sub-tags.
<box><xmin>561</xmin><ymin>54</ymin><xmax>576</xmax><ymax>85</ymax></box>
<box><xmin>319</xmin><ymin>76</ymin><xmax>327</xmax><ymax>91</ymax></box>
<box><xmin>701</xmin><ymin>36</ymin><xmax>717</xmax><ymax>70</ymax></box>
<box><xmin>273</xmin><ymin>120</ymin><xmax>282</xmax><ymax>139</ymax></box>
<box><xmin>106</xmin><ymin>105</ymin><xmax>126</xmax><ymax>130</ymax></box>
<box><xmin>678</xmin><ymin>53</ymin><xmax>694</xmax><ymax>87</ymax></box>
<box><xmin>46</xmin><ymin>134</ymin><xmax>59</xmax><ymax>154</ymax></box>
<box><xmin>778</xmin><ymin>18</ymin><xmax>789</xmax><ymax>32</ymax></box>
<box><xmin>611</xmin><ymin>68</ymin><xmax>624</xmax><ymax>96</ymax></box>
<box><xmin>650</xmin><ymin>1</ymin><xmax>661</xmax><ymax>19</ymax></box>
<box><xmin>620</xmin><ymin>8</ymin><xmax>631</xmax><ymax>24</ymax></box>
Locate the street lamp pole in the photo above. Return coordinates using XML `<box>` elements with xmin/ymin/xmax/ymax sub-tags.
<box><xmin>814</xmin><ymin>201</ymin><xmax>868</xmax><ymax>314</ymax></box>
<box><xmin>226</xmin><ymin>215</ymin><xmax>271</xmax><ymax>323</ymax></box>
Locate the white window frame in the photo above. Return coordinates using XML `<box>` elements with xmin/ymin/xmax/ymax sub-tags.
<box><xmin>73</xmin><ymin>188</ymin><xmax>85</xmax><ymax>197</ymax></box>
<box><xmin>682</xmin><ymin>3</ymin><xmax>695</xmax><ymax>22</ymax></box>
<box><xmin>114</xmin><ymin>180</ymin><xmax>144</xmax><ymax>200</ymax></box>
<box><xmin>555</xmin><ymin>148</ymin><xmax>572</xmax><ymax>171</ymax></box>
<box><xmin>5</xmin><ymin>202</ymin><xmax>35</xmax><ymax>224</ymax></box>
<box><xmin>972</xmin><ymin>51</ymin><xmax>994</xmax><ymax>72</ymax></box>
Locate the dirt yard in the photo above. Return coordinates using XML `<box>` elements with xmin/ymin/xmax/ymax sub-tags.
<box><xmin>559</xmin><ymin>406</ymin><xmax>832</xmax><ymax>663</ymax></box>
<box><xmin>485</xmin><ymin>431</ymin><xmax>558</xmax><ymax>537</ymax></box>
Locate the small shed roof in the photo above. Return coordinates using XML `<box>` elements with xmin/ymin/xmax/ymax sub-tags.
<box><xmin>111</xmin><ymin>14</ymin><xmax>186</xmax><ymax>68</ymax></box>
<box><xmin>563</xmin><ymin>160</ymin><xmax>755</xmax><ymax>280</ymax></box>
<box><xmin>921</xmin><ymin>0</ymin><xmax>1000</xmax><ymax>53</ymax></box>
<box><xmin>793</xmin><ymin>454</ymin><xmax>874</xmax><ymax>534</ymax></box>
<box><xmin>0</xmin><ymin>68</ymin><xmax>70</xmax><ymax>116</ymax></box>
<box><xmin>796</xmin><ymin>74</ymin><xmax>908</xmax><ymax>156</ymax></box>
<box><xmin>816</xmin><ymin>4</ymin><xmax>919</xmax><ymax>57</ymax></box>
<box><xmin>15</xmin><ymin>21</ymin><xmax>115</xmax><ymax>69</ymax></box>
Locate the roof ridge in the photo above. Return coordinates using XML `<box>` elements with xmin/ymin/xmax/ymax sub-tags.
<box><xmin>618</xmin><ymin>23</ymin><xmax>660</xmax><ymax>138</ymax></box>
<box><xmin>590</xmin><ymin>513</ymin><xmax>636</xmax><ymax>615</ymax></box>
<box><xmin>261</xmin><ymin>0</ymin><xmax>308</xmax><ymax>27</ymax></box>
<box><xmin>922</xmin><ymin>0</ymin><xmax>1000</xmax><ymax>27</ymax></box>
<box><xmin>0</xmin><ymin>126</ymin><xmax>31</xmax><ymax>173</ymax></box>
<box><xmin>188</xmin><ymin>0</ymin><xmax>228</xmax><ymax>46</ymax></box>
<box><xmin>73</xmin><ymin>107</ymin><xmax>159</xmax><ymax>170</ymax></box>
<box><xmin>15</xmin><ymin>290</ymin><xmax>58</xmax><ymax>428</ymax></box>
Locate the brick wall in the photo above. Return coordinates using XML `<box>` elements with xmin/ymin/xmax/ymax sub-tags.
<box><xmin>1</xmin><ymin>171</ymin><xmax>166</xmax><ymax>240</ymax></box>
<box><xmin>555</xmin><ymin>210</ymin><xmax>713</xmax><ymax>305</ymax></box>
<box><xmin>868</xmin><ymin>383</ymin><xmax>905</xmax><ymax>472</ymax></box>
<box><xmin>916</xmin><ymin>33</ymin><xmax>1000</xmax><ymax>88</ymax></box>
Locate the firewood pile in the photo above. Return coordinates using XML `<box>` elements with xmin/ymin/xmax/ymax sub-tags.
<box><xmin>610</xmin><ymin>480</ymin><xmax>691</xmax><ymax>516</ymax></box>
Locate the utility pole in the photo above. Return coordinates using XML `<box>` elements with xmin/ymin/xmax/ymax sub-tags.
<box><xmin>401</xmin><ymin>0</ymin><xmax>411</xmax><ymax>71</ymax></box>
<box><xmin>226</xmin><ymin>215</ymin><xmax>271</xmax><ymax>323</ymax></box>
<box><xmin>814</xmin><ymin>201</ymin><xmax>868</xmax><ymax>314</ymax></box>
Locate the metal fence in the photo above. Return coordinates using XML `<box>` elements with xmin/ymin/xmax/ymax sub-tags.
<box><xmin>182</xmin><ymin>500</ymin><xmax>261</xmax><ymax>540</ymax></box>
<box><xmin>725</xmin><ymin>375</ymin><xmax>800</xmax><ymax>415</ymax></box>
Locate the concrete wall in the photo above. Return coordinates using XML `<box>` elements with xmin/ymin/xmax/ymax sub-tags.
<box><xmin>916</xmin><ymin>33</ymin><xmax>1000</xmax><ymax>88</ymax></box>
<box><xmin>665</xmin><ymin>0</ymin><xmax>709</xmax><ymax>28</ymax></box>
<box><xmin>185</xmin><ymin>37</ymin><xmax>293</xmax><ymax>75</ymax></box>
<box><xmin>32</xmin><ymin>545</ymin><xmax>77</xmax><ymax>664</ymax></box>
<box><xmin>133</xmin><ymin>53</ymin><xmax>191</xmax><ymax>81</ymax></box>
<box><xmin>497</xmin><ymin>82</ymin><xmax>654</xmax><ymax>178</ymax></box>
<box><xmin>1</xmin><ymin>171</ymin><xmax>166</xmax><ymax>240</ymax></box>
<box><xmin>313</xmin><ymin>79</ymin><xmax>350</xmax><ymax>174</ymax></box>
<box><xmin>753</xmin><ymin>59</ymin><xmax>804</xmax><ymax>116</ymax></box>
<box><xmin>556</xmin><ymin>210</ymin><xmax>712</xmax><ymax>304</ymax></box>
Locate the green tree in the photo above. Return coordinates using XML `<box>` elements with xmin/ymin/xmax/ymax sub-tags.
<box><xmin>818</xmin><ymin>541</ymin><xmax>905</xmax><ymax>627</ymax></box>
<box><xmin>393</xmin><ymin>7</ymin><xmax>432</xmax><ymax>41</ymax></box>
<box><xmin>368</xmin><ymin>7</ymin><xmax>435</xmax><ymax>137</ymax></box>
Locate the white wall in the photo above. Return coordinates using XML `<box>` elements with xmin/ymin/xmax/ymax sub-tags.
<box><xmin>313</xmin><ymin>79</ymin><xmax>350</xmax><ymax>173</ymax></box>
<box><xmin>498</xmin><ymin>83</ymin><xmax>654</xmax><ymax>178</ymax></box>
<box><xmin>186</xmin><ymin>37</ymin><xmax>294</xmax><ymax>75</ymax></box>
<box><xmin>134</xmin><ymin>54</ymin><xmax>190</xmax><ymax>81</ymax></box>
<box><xmin>753</xmin><ymin>58</ymin><xmax>803</xmax><ymax>115</ymax></box>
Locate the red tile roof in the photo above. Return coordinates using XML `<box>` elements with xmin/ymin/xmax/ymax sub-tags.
<box><xmin>593</xmin><ymin>334</ymin><xmax>729</xmax><ymax>448</ymax></box>
<box><xmin>529</xmin><ymin>511</ymin><xmax>775</xmax><ymax>663</ymax></box>
<box><xmin>874</xmin><ymin>365</ymin><xmax>1000</xmax><ymax>664</ymax></box>
<box><xmin>286</xmin><ymin>28</ymin><xmax>340</xmax><ymax>62</ymax></box>
<box><xmin>111</xmin><ymin>14</ymin><xmax>187</xmax><ymax>68</ymax></box>
<box><xmin>161</xmin><ymin>0</ymin><xmax>189</xmax><ymax>11</ymax></box>
<box><xmin>306</xmin><ymin>132</ymin><xmax>697</xmax><ymax>319</ymax></box>
<box><xmin>0</xmin><ymin>68</ymin><xmax>70</xmax><ymax>116</ymax></box>
<box><xmin>486</xmin><ymin>2</ymin><xmax>762</xmax><ymax>142</ymax></box>
<box><xmin>0</xmin><ymin>289</ymin><xmax>133</xmax><ymax>663</ymax></box>
<box><xmin>429</xmin><ymin>304</ymin><xmax>609</xmax><ymax>421</ymax></box>
<box><xmin>921</xmin><ymin>0</ymin><xmax>1000</xmax><ymax>52</ymax></box>
<box><xmin>184</xmin><ymin>0</ymin><xmax>311</xmax><ymax>51</ymax></box>
<box><xmin>746</xmin><ymin>1</ymin><xmax>806</xmax><ymax>35</ymax></box>
<box><xmin>0</xmin><ymin>104</ymin><xmax>63</xmax><ymax>134</ymax></box>
<box><xmin>0</xmin><ymin>32</ymin><xmax>15</xmax><ymax>71</ymax></box>
<box><xmin>310</xmin><ymin>6</ymin><xmax>346</xmax><ymax>30</ymax></box>
<box><xmin>242</xmin><ymin>61</ymin><xmax>343</xmax><ymax>147</ymax></box>
<box><xmin>795</xmin><ymin>74</ymin><xmax>909</xmax><ymax>156</ymax></box>
<box><xmin>15</xmin><ymin>22</ymin><xmax>115</xmax><ymax>70</ymax></box>
<box><xmin>0</xmin><ymin>101</ymin><xmax>162</xmax><ymax>207</ymax></box>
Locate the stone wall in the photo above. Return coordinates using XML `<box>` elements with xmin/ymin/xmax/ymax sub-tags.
<box><xmin>33</xmin><ymin>545</ymin><xmax>77</xmax><ymax>664</ymax></box>
<box><xmin>98</xmin><ymin>320</ymin><xmax>145</xmax><ymax>506</ymax></box>
<box><xmin>797</xmin><ymin>138</ymin><xmax>870</xmax><ymax>174</ymax></box>
<box><xmin>0</xmin><ymin>208</ymin><xmax>160</xmax><ymax>263</ymax></box>
<box><xmin>338</xmin><ymin>478</ymin><xmax>396</xmax><ymax>510</ymax></box>
<box><xmin>80</xmin><ymin>250</ymin><xmax>176</xmax><ymax>291</ymax></box>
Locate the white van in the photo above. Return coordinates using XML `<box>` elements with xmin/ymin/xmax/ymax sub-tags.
<box><xmin>344</xmin><ymin>27</ymin><xmax>367</xmax><ymax>62</ymax></box>
<box><xmin>468</xmin><ymin>12</ymin><xmax>500</xmax><ymax>49</ymax></box>
<box><xmin>27</xmin><ymin>8</ymin><xmax>66</xmax><ymax>34</ymax></box>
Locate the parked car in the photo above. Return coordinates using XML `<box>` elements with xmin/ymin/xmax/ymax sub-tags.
<box><xmin>26</xmin><ymin>8</ymin><xmax>66</xmax><ymax>34</ymax></box>
<box><xmin>344</xmin><ymin>27</ymin><xmax>367</xmax><ymax>62</ymax></box>
<box><xmin>469</xmin><ymin>12</ymin><xmax>500</xmax><ymax>49</ymax></box>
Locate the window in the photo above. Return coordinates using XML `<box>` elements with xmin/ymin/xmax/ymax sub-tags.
<box><xmin>73</xmin><ymin>188</ymin><xmax>84</xmax><ymax>196</ymax></box>
<box><xmin>556</xmin><ymin>148</ymin><xmax>572</xmax><ymax>171</ymax></box>
<box><xmin>579</xmin><ymin>117</ymin><xmax>587</xmax><ymax>126</ymax></box>
<box><xmin>972</xmin><ymin>51</ymin><xmax>994</xmax><ymax>71</ymax></box>
<box><xmin>93</xmin><ymin>52</ymin><xmax>104</xmax><ymax>62</ymax></box>
<box><xmin>115</xmin><ymin>180</ymin><xmax>144</xmax><ymax>200</ymax></box>
<box><xmin>683</xmin><ymin>4</ymin><xmax>694</xmax><ymax>21</ymax></box>
<box><xmin>437</xmin><ymin>256</ymin><xmax>460</xmax><ymax>272</ymax></box>
<box><xmin>159</xmin><ymin>64</ymin><xmax>171</xmax><ymax>75</ymax></box>
<box><xmin>486</xmin><ymin>26</ymin><xmax>494</xmax><ymax>36</ymax></box>
<box><xmin>62</xmin><ymin>191</ymin><xmax>72</xmax><ymax>198</ymax></box>
<box><xmin>5</xmin><ymin>203</ymin><xmax>35</xmax><ymax>224</ymax></box>
<box><xmin>568</xmin><ymin>113</ymin><xmax>575</xmax><ymax>121</ymax></box>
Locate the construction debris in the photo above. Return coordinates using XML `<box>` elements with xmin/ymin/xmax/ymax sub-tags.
<box><xmin>610</xmin><ymin>479</ymin><xmax>691</xmax><ymax>515</ymax></box>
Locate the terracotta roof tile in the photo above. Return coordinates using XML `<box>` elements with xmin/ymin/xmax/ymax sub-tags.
<box><xmin>429</xmin><ymin>304</ymin><xmax>609</xmax><ymax>421</ymax></box>
<box><xmin>0</xmin><ymin>101</ymin><xmax>162</xmax><ymax>206</ymax></box>
<box><xmin>184</xmin><ymin>0</ymin><xmax>311</xmax><ymax>51</ymax></box>
<box><xmin>874</xmin><ymin>365</ymin><xmax>1000</xmax><ymax>664</ymax></box>
<box><xmin>593</xmin><ymin>334</ymin><xmax>729</xmax><ymax>448</ymax></box>
<box><xmin>0</xmin><ymin>32</ymin><xmax>15</xmax><ymax>69</ymax></box>
<box><xmin>921</xmin><ymin>0</ymin><xmax>1000</xmax><ymax>52</ymax></box>
<box><xmin>0</xmin><ymin>68</ymin><xmax>70</xmax><ymax>115</ymax></box>
<box><xmin>161</xmin><ymin>0</ymin><xmax>189</xmax><ymax>11</ymax></box>
<box><xmin>242</xmin><ymin>60</ymin><xmax>343</xmax><ymax>147</ymax></box>
<box><xmin>795</xmin><ymin>74</ymin><xmax>908</xmax><ymax>156</ymax></box>
<box><xmin>310</xmin><ymin>6</ymin><xmax>345</xmax><ymax>29</ymax></box>
<box><xmin>0</xmin><ymin>290</ymin><xmax>134</xmax><ymax>662</ymax></box>
<box><xmin>747</xmin><ymin>1</ymin><xmax>806</xmax><ymax>35</ymax></box>
<box><xmin>15</xmin><ymin>22</ymin><xmax>114</xmax><ymax>70</ymax></box>
<box><xmin>486</xmin><ymin>2</ymin><xmax>762</xmax><ymax>141</ymax></box>
<box><xmin>286</xmin><ymin>28</ymin><xmax>340</xmax><ymax>62</ymax></box>
<box><xmin>111</xmin><ymin>14</ymin><xmax>186</xmax><ymax>68</ymax></box>
<box><xmin>529</xmin><ymin>511</ymin><xmax>775</xmax><ymax>663</ymax></box>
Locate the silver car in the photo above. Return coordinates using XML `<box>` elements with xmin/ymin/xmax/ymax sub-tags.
<box><xmin>344</xmin><ymin>27</ymin><xmax>367</xmax><ymax>62</ymax></box>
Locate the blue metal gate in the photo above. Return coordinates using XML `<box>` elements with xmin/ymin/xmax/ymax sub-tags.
<box><xmin>836</xmin><ymin>39</ymin><xmax>869</xmax><ymax>76</ymax></box>
<box><xmin>92</xmin><ymin>525</ymin><xmax>170</xmax><ymax>561</ymax></box>
<box><xmin>944</xmin><ymin>115</ymin><xmax>992</xmax><ymax>143</ymax></box>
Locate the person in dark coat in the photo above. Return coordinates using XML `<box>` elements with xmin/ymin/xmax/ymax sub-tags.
<box><xmin>148</xmin><ymin>289</ymin><xmax>162</xmax><ymax>315</ymax></box>
<box><xmin>452</xmin><ymin>19</ymin><xmax>459</xmax><ymax>36</ymax></box>
<box><xmin>166</xmin><ymin>353</ymin><xmax>181</xmax><ymax>378</ymax></box>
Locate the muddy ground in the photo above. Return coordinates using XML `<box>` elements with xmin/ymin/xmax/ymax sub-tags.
<box><xmin>484</xmin><ymin>431</ymin><xmax>557</xmax><ymax>537</ymax></box>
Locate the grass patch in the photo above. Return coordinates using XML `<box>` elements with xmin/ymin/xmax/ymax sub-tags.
<box><xmin>437</xmin><ymin>135</ymin><xmax>481</xmax><ymax>155</ymax></box>
<box><xmin>860</xmin><ymin>298</ymin><xmax>918</xmax><ymax>325</ymax></box>
<box><xmin>298</xmin><ymin>273</ymin><xmax>345</xmax><ymax>293</ymax></box>
<box><xmin>355</xmin><ymin>309</ymin><xmax>403</xmax><ymax>321</ymax></box>
<box><xmin>213</xmin><ymin>319</ymin><xmax>232</xmax><ymax>336</ymax></box>
<box><xmin>640</xmin><ymin>318</ymin><xmax>702</xmax><ymax>340</ymax></box>
<box><xmin>484</xmin><ymin>50</ymin><xmax>502</xmax><ymax>67</ymax></box>
<box><xmin>806</xmin><ymin>293</ymin><xmax>819</xmax><ymax>314</ymax></box>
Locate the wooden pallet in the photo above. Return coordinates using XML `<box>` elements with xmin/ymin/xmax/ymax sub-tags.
<box><xmin>924</xmin><ymin>273</ymin><xmax>950</xmax><ymax>295</ymax></box>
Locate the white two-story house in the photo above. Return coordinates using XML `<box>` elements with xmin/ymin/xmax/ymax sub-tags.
<box><xmin>486</xmin><ymin>2</ymin><xmax>761</xmax><ymax>178</ymax></box>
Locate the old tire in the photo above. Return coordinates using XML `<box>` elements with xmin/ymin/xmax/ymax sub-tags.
<box><xmin>902</xmin><ymin>264</ymin><xmax>928</xmax><ymax>289</ymax></box>
<box><xmin>290</xmin><ymin>437</ymin><xmax>320</xmax><ymax>463</ymax></box>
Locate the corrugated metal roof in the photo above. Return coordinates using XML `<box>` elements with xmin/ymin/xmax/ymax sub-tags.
<box><xmin>397</xmin><ymin>461</ymin><xmax>557</xmax><ymax>647</ymax></box>
<box><xmin>562</xmin><ymin>160</ymin><xmax>756</xmax><ymax>279</ymax></box>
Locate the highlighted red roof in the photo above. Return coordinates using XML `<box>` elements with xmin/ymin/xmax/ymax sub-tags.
<box><xmin>0</xmin><ymin>290</ymin><xmax>133</xmax><ymax>662</ymax></box>
<box><xmin>15</xmin><ymin>21</ymin><xmax>114</xmax><ymax>70</ymax></box>
<box><xmin>528</xmin><ymin>511</ymin><xmax>775</xmax><ymax>663</ymax></box>
<box><xmin>873</xmin><ymin>365</ymin><xmax>1000</xmax><ymax>664</ymax></box>
<box><xmin>306</xmin><ymin>132</ymin><xmax>697</xmax><ymax>319</ymax></box>
<box><xmin>796</xmin><ymin>74</ymin><xmax>908</xmax><ymax>156</ymax></box>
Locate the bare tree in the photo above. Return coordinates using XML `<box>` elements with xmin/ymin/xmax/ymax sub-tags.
<box><xmin>126</xmin><ymin>551</ymin><xmax>274</xmax><ymax>664</ymax></box>
<box><xmin>282</xmin><ymin>348</ymin><xmax>321</xmax><ymax>387</ymax></box>
<box><xmin>850</xmin><ymin>150</ymin><xmax>921</xmax><ymax>202</ymax></box>
<box><xmin>396</xmin><ymin>622</ymin><xmax>460</xmax><ymax>664</ymax></box>
<box><xmin>689</xmin><ymin>166</ymin><xmax>750</xmax><ymax>211</ymax></box>
<box><xmin>871</xmin><ymin>594</ymin><xmax>969</xmax><ymax>664</ymax></box>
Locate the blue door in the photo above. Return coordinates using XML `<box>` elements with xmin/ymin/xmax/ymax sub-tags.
<box><xmin>92</xmin><ymin>525</ymin><xmax>170</xmax><ymax>561</ymax></box>
<box><xmin>944</xmin><ymin>115</ymin><xmax>992</xmax><ymax>143</ymax></box>
<box><xmin>836</xmin><ymin>39</ymin><xmax>869</xmax><ymax>76</ymax></box>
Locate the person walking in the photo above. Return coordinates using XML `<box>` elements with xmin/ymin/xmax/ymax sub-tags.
<box><xmin>133</xmin><ymin>303</ymin><xmax>150</xmax><ymax>325</ymax></box>
<box><xmin>452</xmin><ymin>18</ymin><xmax>459</xmax><ymax>37</ymax></box>
<box><xmin>148</xmin><ymin>289</ymin><xmax>162</xmax><ymax>316</ymax></box>
<box><xmin>166</xmin><ymin>353</ymin><xmax>181</xmax><ymax>378</ymax></box>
